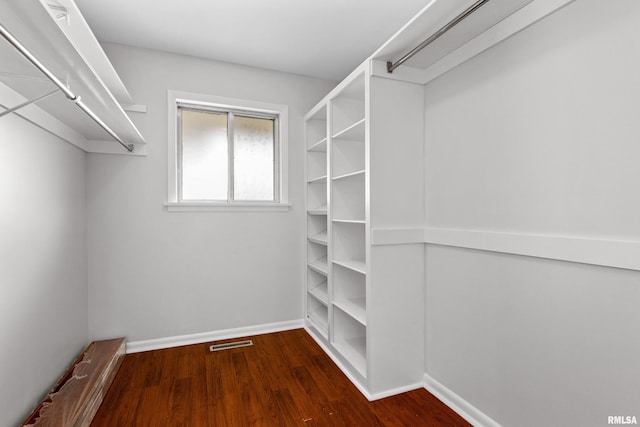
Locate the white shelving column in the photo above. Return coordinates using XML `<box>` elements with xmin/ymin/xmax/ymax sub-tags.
<box><xmin>329</xmin><ymin>71</ymin><xmax>368</xmax><ymax>380</ymax></box>
<box><xmin>304</xmin><ymin>61</ymin><xmax>425</xmax><ymax>399</ymax></box>
<box><xmin>305</xmin><ymin>105</ymin><xmax>329</xmax><ymax>339</ymax></box>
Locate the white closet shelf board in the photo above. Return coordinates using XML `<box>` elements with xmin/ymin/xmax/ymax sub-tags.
<box><xmin>333</xmin><ymin>259</ymin><xmax>367</xmax><ymax>275</ymax></box>
<box><xmin>333</xmin><ymin>118</ymin><xmax>365</xmax><ymax>140</ymax></box>
<box><xmin>308</xmin><ymin>257</ymin><xmax>329</xmax><ymax>276</ymax></box>
<box><xmin>308</xmin><ymin>138</ymin><xmax>328</xmax><ymax>152</ymax></box>
<box><xmin>334</xmin><ymin>299</ymin><xmax>367</xmax><ymax>326</ymax></box>
<box><xmin>0</xmin><ymin>0</ymin><xmax>145</xmax><ymax>154</ymax></box>
<box><xmin>370</xmin><ymin>0</ymin><xmax>574</xmax><ymax>84</ymax></box>
<box><xmin>308</xmin><ymin>206</ymin><xmax>328</xmax><ymax>216</ymax></box>
<box><xmin>333</xmin><ymin>170</ymin><xmax>365</xmax><ymax>181</ymax></box>
<box><xmin>308</xmin><ymin>231</ymin><xmax>329</xmax><ymax>246</ymax></box>
<box><xmin>308</xmin><ymin>284</ymin><xmax>329</xmax><ymax>306</ymax></box>
<box><xmin>308</xmin><ymin>307</ymin><xmax>329</xmax><ymax>336</ymax></box>
<box><xmin>307</xmin><ymin>175</ymin><xmax>328</xmax><ymax>184</ymax></box>
<box><xmin>333</xmin><ymin>219</ymin><xmax>366</xmax><ymax>225</ymax></box>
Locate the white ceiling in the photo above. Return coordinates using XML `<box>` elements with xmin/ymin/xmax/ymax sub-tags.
<box><xmin>74</xmin><ymin>0</ymin><xmax>432</xmax><ymax>82</ymax></box>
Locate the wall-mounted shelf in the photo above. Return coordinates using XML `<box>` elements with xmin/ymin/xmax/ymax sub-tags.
<box><xmin>308</xmin><ymin>282</ymin><xmax>329</xmax><ymax>305</ymax></box>
<box><xmin>371</xmin><ymin>0</ymin><xmax>574</xmax><ymax>85</ymax></box>
<box><xmin>308</xmin><ymin>231</ymin><xmax>328</xmax><ymax>246</ymax></box>
<box><xmin>0</xmin><ymin>0</ymin><xmax>146</xmax><ymax>155</ymax></box>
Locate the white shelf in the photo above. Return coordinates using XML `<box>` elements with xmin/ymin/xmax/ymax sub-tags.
<box><xmin>307</xmin><ymin>175</ymin><xmax>328</xmax><ymax>183</ymax></box>
<box><xmin>333</xmin><ymin>336</ymin><xmax>366</xmax><ymax>378</ymax></box>
<box><xmin>333</xmin><ymin>259</ymin><xmax>366</xmax><ymax>275</ymax></box>
<box><xmin>308</xmin><ymin>137</ymin><xmax>328</xmax><ymax>152</ymax></box>
<box><xmin>308</xmin><ymin>283</ymin><xmax>329</xmax><ymax>306</ymax></box>
<box><xmin>308</xmin><ymin>307</ymin><xmax>329</xmax><ymax>337</ymax></box>
<box><xmin>308</xmin><ymin>231</ymin><xmax>328</xmax><ymax>246</ymax></box>
<box><xmin>333</xmin><ymin>218</ymin><xmax>365</xmax><ymax>224</ymax></box>
<box><xmin>307</xmin><ymin>206</ymin><xmax>328</xmax><ymax>216</ymax></box>
<box><xmin>333</xmin><ymin>170</ymin><xmax>365</xmax><ymax>181</ymax></box>
<box><xmin>0</xmin><ymin>0</ymin><xmax>145</xmax><ymax>155</ymax></box>
<box><xmin>334</xmin><ymin>298</ymin><xmax>366</xmax><ymax>326</ymax></box>
<box><xmin>332</xmin><ymin>118</ymin><xmax>365</xmax><ymax>141</ymax></box>
<box><xmin>308</xmin><ymin>257</ymin><xmax>329</xmax><ymax>276</ymax></box>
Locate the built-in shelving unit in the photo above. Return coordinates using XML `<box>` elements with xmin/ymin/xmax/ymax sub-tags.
<box><xmin>306</xmin><ymin>0</ymin><xmax>575</xmax><ymax>406</ymax></box>
<box><xmin>304</xmin><ymin>61</ymin><xmax>425</xmax><ymax>399</ymax></box>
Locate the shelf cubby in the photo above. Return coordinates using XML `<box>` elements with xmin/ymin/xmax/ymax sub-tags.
<box><xmin>307</xmin><ymin>256</ymin><xmax>329</xmax><ymax>276</ymax></box>
<box><xmin>307</xmin><ymin>214</ymin><xmax>327</xmax><ymax>237</ymax></box>
<box><xmin>332</xmin><ymin>221</ymin><xmax>365</xmax><ymax>266</ymax></box>
<box><xmin>332</xmin><ymin>118</ymin><xmax>365</xmax><ymax>141</ymax></box>
<box><xmin>333</xmin><ymin>261</ymin><xmax>366</xmax><ymax>290</ymax></box>
<box><xmin>307</xmin><ymin>150</ymin><xmax>327</xmax><ymax>182</ymax></box>
<box><xmin>332</xmin><ymin>138</ymin><xmax>365</xmax><ymax>178</ymax></box>
<box><xmin>331</xmin><ymin>75</ymin><xmax>365</xmax><ymax>137</ymax></box>
<box><xmin>331</xmin><ymin>174</ymin><xmax>365</xmax><ymax>222</ymax></box>
<box><xmin>333</xmin><ymin>307</ymin><xmax>367</xmax><ymax>378</ymax></box>
<box><xmin>306</xmin><ymin>178</ymin><xmax>327</xmax><ymax>214</ymax></box>
<box><xmin>308</xmin><ymin>230</ymin><xmax>328</xmax><ymax>246</ymax></box>
<box><xmin>307</xmin><ymin>296</ymin><xmax>329</xmax><ymax>338</ymax></box>
<box><xmin>306</xmin><ymin>112</ymin><xmax>327</xmax><ymax>151</ymax></box>
<box><xmin>333</xmin><ymin>263</ymin><xmax>366</xmax><ymax>325</ymax></box>
<box><xmin>308</xmin><ymin>281</ymin><xmax>329</xmax><ymax>306</ymax></box>
<box><xmin>308</xmin><ymin>239</ymin><xmax>328</xmax><ymax>264</ymax></box>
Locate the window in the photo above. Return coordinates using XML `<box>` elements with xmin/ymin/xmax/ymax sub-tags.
<box><xmin>167</xmin><ymin>91</ymin><xmax>289</xmax><ymax>211</ymax></box>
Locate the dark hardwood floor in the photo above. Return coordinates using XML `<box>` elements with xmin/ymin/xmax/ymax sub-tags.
<box><xmin>91</xmin><ymin>329</ymin><xmax>470</xmax><ymax>426</ymax></box>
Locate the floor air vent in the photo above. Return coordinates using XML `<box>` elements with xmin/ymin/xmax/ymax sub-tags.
<box><xmin>209</xmin><ymin>339</ymin><xmax>253</xmax><ymax>352</ymax></box>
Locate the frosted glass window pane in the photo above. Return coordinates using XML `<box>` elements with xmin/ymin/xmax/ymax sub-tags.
<box><xmin>233</xmin><ymin>116</ymin><xmax>275</xmax><ymax>201</ymax></box>
<box><xmin>181</xmin><ymin>110</ymin><xmax>228</xmax><ymax>200</ymax></box>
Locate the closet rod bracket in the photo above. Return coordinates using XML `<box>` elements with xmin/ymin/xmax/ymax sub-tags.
<box><xmin>0</xmin><ymin>88</ymin><xmax>60</xmax><ymax>118</ymax></box>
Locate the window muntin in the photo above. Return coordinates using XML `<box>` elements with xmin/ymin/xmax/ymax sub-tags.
<box><xmin>177</xmin><ymin>104</ymin><xmax>278</xmax><ymax>203</ymax></box>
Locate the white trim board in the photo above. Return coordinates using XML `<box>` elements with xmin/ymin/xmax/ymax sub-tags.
<box><xmin>424</xmin><ymin>374</ymin><xmax>501</xmax><ymax>427</ymax></box>
<box><xmin>425</xmin><ymin>227</ymin><xmax>640</xmax><ymax>272</ymax></box>
<box><xmin>371</xmin><ymin>228</ymin><xmax>425</xmax><ymax>245</ymax></box>
<box><xmin>126</xmin><ymin>319</ymin><xmax>304</xmax><ymax>354</ymax></box>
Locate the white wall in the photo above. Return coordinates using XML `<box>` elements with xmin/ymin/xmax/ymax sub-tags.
<box><xmin>0</xmin><ymin>113</ymin><xmax>88</xmax><ymax>426</ymax></box>
<box><xmin>87</xmin><ymin>44</ymin><xmax>335</xmax><ymax>342</ymax></box>
<box><xmin>423</xmin><ymin>0</ymin><xmax>640</xmax><ymax>425</ymax></box>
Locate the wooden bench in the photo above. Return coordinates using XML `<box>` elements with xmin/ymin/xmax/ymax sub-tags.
<box><xmin>21</xmin><ymin>338</ymin><xmax>126</xmax><ymax>427</ymax></box>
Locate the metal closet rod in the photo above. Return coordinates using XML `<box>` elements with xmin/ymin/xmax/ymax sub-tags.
<box><xmin>0</xmin><ymin>22</ymin><xmax>134</xmax><ymax>152</ymax></box>
<box><xmin>387</xmin><ymin>0</ymin><xmax>491</xmax><ymax>73</ymax></box>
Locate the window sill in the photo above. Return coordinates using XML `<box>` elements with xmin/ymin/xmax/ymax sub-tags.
<box><xmin>164</xmin><ymin>202</ymin><xmax>292</xmax><ymax>212</ymax></box>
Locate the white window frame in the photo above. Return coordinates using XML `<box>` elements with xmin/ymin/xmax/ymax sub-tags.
<box><xmin>166</xmin><ymin>90</ymin><xmax>290</xmax><ymax>212</ymax></box>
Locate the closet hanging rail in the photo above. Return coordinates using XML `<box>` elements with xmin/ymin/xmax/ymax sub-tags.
<box><xmin>0</xmin><ymin>22</ymin><xmax>134</xmax><ymax>152</ymax></box>
<box><xmin>386</xmin><ymin>0</ymin><xmax>490</xmax><ymax>73</ymax></box>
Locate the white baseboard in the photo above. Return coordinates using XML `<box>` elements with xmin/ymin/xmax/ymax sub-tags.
<box><xmin>424</xmin><ymin>373</ymin><xmax>501</xmax><ymax>427</ymax></box>
<box><xmin>369</xmin><ymin>382</ymin><xmax>425</xmax><ymax>401</ymax></box>
<box><xmin>126</xmin><ymin>319</ymin><xmax>305</xmax><ymax>354</ymax></box>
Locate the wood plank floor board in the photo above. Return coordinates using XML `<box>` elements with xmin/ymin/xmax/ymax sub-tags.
<box><xmin>91</xmin><ymin>329</ymin><xmax>471</xmax><ymax>426</ymax></box>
